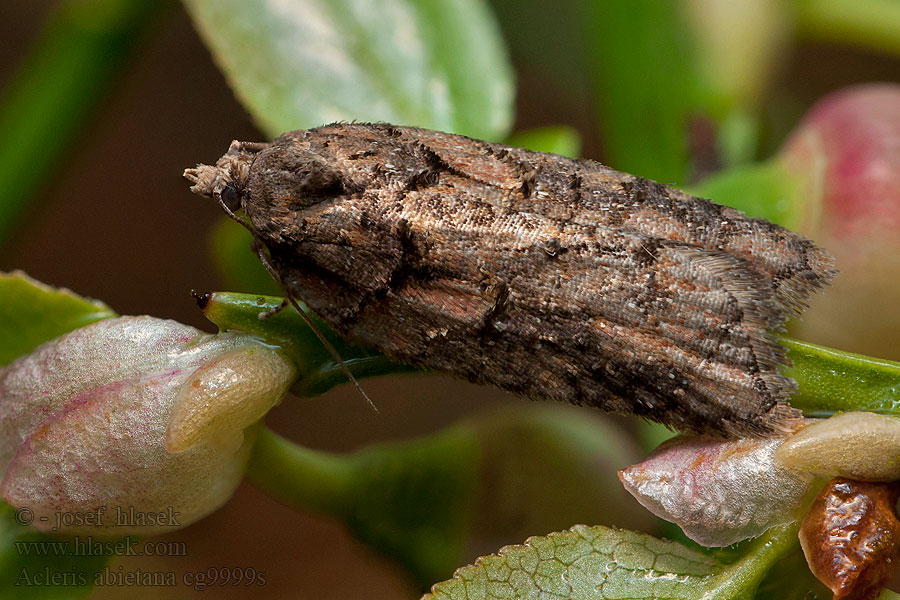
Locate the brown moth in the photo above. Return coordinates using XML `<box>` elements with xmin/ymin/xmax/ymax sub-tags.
<box><xmin>185</xmin><ymin>123</ymin><xmax>835</xmax><ymax>436</ymax></box>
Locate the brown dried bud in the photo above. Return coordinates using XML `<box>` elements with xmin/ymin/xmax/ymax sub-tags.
<box><xmin>799</xmin><ymin>477</ymin><xmax>900</xmax><ymax>600</ymax></box>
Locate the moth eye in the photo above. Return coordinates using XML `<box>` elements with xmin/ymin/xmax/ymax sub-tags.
<box><xmin>220</xmin><ymin>182</ymin><xmax>241</xmax><ymax>212</ymax></box>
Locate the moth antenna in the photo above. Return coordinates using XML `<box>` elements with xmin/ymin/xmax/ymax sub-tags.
<box><xmin>284</xmin><ymin>295</ymin><xmax>379</xmax><ymax>413</ymax></box>
<box><xmin>251</xmin><ymin>239</ymin><xmax>379</xmax><ymax>413</ymax></box>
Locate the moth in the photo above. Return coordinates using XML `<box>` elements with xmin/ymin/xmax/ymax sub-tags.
<box><xmin>185</xmin><ymin>122</ymin><xmax>835</xmax><ymax>436</ymax></box>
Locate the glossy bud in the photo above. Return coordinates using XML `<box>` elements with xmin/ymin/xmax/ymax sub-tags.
<box><xmin>0</xmin><ymin>316</ymin><xmax>296</xmax><ymax>535</ymax></box>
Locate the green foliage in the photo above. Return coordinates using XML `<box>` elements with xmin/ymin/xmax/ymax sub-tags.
<box><xmin>247</xmin><ymin>425</ymin><xmax>479</xmax><ymax>588</ymax></box>
<box><xmin>792</xmin><ymin>0</ymin><xmax>900</xmax><ymax>56</ymax></box>
<box><xmin>181</xmin><ymin>0</ymin><xmax>514</xmax><ymax>140</ymax></box>
<box><xmin>424</xmin><ymin>524</ymin><xmax>800</xmax><ymax>600</ymax></box>
<box><xmin>247</xmin><ymin>407</ymin><xmax>647</xmax><ymax>589</ymax></box>
<box><xmin>341</xmin><ymin>427</ymin><xmax>481</xmax><ymax>588</ymax></box>
<box><xmin>753</xmin><ymin>543</ymin><xmax>831</xmax><ymax>600</ymax></box>
<box><xmin>784</xmin><ymin>338</ymin><xmax>900</xmax><ymax>416</ymax></box>
<box><xmin>686</xmin><ymin>160</ymin><xmax>803</xmax><ymax>228</ymax></box>
<box><xmin>506</xmin><ymin>126</ymin><xmax>582</xmax><ymax>158</ymax></box>
<box><xmin>0</xmin><ymin>271</ymin><xmax>115</xmax><ymax>366</ymax></box>
<box><xmin>579</xmin><ymin>1</ymin><xmax>704</xmax><ymax>184</ymax></box>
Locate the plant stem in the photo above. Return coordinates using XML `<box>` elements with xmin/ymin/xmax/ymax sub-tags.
<box><xmin>705</xmin><ymin>523</ymin><xmax>800</xmax><ymax>600</ymax></box>
<box><xmin>783</xmin><ymin>337</ymin><xmax>900</xmax><ymax>416</ymax></box>
<box><xmin>245</xmin><ymin>427</ymin><xmax>355</xmax><ymax>517</ymax></box>
<box><xmin>0</xmin><ymin>0</ymin><xmax>168</xmax><ymax>246</ymax></box>
<box><xmin>792</xmin><ymin>0</ymin><xmax>900</xmax><ymax>56</ymax></box>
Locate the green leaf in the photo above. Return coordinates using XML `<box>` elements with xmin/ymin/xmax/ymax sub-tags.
<box><xmin>686</xmin><ymin>159</ymin><xmax>803</xmax><ymax>229</ymax></box>
<box><xmin>424</xmin><ymin>523</ymin><xmax>799</xmax><ymax>600</ymax></box>
<box><xmin>343</xmin><ymin>425</ymin><xmax>481</xmax><ymax>588</ymax></box>
<box><xmin>199</xmin><ymin>292</ymin><xmax>416</xmax><ymax>394</ymax></box>
<box><xmin>754</xmin><ymin>542</ymin><xmax>831</xmax><ymax>600</ymax></box>
<box><xmin>577</xmin><ymin>1</ymin><xmax>791</xmax><ymax>183</ymax></box>
<box><xmin>506</xmin><ymin>126</ymin><xmax>581</xmax><ymax>158</ymax></box>
<box><xmin>783</xmin><ymin>337</ymin><xmax>900</xmax><ymax>417</ymax></box>
<box><xmin>182</xmin><ymin>0</ymin><xmax>514</xmax><ymax>140</ymax></box>
<box><xmin>578</xmin><ymin>1</ymin><xmax>702</xmax><ymax>184</ymax></box>
<box><xmin>0</xmin><ymin>502</ymin><xmax>114</xmax><ymax>600</ymax></box>
<box><xmin>248</xmin><ymin>424</ymin><xmax>479</xmax><ymax>588</ymax></box>
<box><xmin>0</xmin><ymin>271</ymin><xmax>116</xmax><ymax>366</ymax></box>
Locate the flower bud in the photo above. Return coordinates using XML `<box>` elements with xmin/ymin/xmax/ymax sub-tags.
<box><xmin>622</xmin><ymin>411</ymin><xmax>900</xmax><ymax>549</ymax></box>
<box><xmin>776</xmin><ymin>412</ymin><xmax>900</xmax><ymax>482</ymax></box>
<box><xmin>0</xmin><ymin>316</ymin><xmax>296</xmax><ymax>535</ymax></box>
<box><xmin>781</xmin><ymin>84</ymin><xmax>900</xmax><ymax>358</ymax></box>
<box><xmin>619</xmin><ymin>424</ymin><xmax>814</xmax><ymax>547</ymax></box>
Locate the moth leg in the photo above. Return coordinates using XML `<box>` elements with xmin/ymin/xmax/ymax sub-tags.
<box><xmin>251</xmin><ymin>237</ymin><xmax>282</xmax><ymax>282</ymax></box>
<box><xmin>250</xmin><ymin>237</ymin><xmax>378</xmax><ymax>411</ymax></box>
<box><xmin>479</xmin><ymin>281</ymin><xmax>510</xmax><ymax>334</ymax></box>
<box><xmin>258</xmin><ymin>299</ymin><xmax>288</xmax><ymax>320</ymax></box>
<box><xmin>250</xmin><ymin>238</ymin><xmax>292</xmax><ymax>319</ymax></box>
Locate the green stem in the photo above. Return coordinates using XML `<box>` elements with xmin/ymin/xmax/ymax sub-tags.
<box><xmin>245</xmin><ymin>427</ymin><xmax>355</xmax><ymax>517</ymax></box>
<box><xmin>783</xmin><ymin>337</ymin><xmax>900</xmax><ymax>416</ymax></box>
<box><xmin>206</xmin><ymin>292</ymin><xmax>900</xmax><ymax>418</ymax></box>
<box><xmin>706</xmin><ymin>523</ymin><xmax>800</xmax><ymax>600</ymax></box>
<box><xmin>201</xmin><ymin>292</ymin><xmax>418</xmax><ymax>396</ymax></box>
<box><xmin>0</xmin><ymin>0</ymin><xmax>168</xmax><ymax>245</ymax></box>
<box><xmin>792</xmin><ymin>0</ymin><xmax>900</xmax><ymax>56</ymax></box>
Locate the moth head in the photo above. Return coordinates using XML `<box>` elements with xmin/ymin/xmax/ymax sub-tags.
<box><xmin>183</xmin><ymin>140</ymin><xmax>267</xmax><ymax>214</ymax></box>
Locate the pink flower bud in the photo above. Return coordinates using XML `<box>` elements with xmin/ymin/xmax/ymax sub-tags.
<box><xmin>0</xmin><ymin>316</ymin><xmax>296</xmax><ymax>535</ymax></box>
<box><xmin>622</xmin><ymin>414</ymin><xmax>900</xmax><ymax>548</ymax></box>
<box><xmin>780</xmin><ymin>84</ymin><xmax>900</xmax><ymax>357</ymax></box>
<box><xmin>619</xmin><ymin>428</ymin><xmax>814</xmax><ymax>547</ymax></box>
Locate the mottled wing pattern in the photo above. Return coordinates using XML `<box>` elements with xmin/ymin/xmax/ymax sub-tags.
<box><xmin>237</xmin><ymin>123</ymin><xmax>835</xmax><ymax>436</ymax></box>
